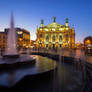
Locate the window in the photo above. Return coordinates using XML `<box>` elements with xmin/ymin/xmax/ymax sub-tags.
<box><xmin>60</xmin><ymin>44</ymin><xmax>62</xmax><ymax>48</ymax></box>
<box><xmin>40</xmin><ymin>34</ymin><xmax>43</xmax><ymax>38</ymax></box>
<box><xmin>46</xmin><ymin>44</ymin><xmax>48</xmax><ymax>48</ymax></box>
<box><xmin>59</xmin><ymin>35</ymin><xmax>62</xmax><ymax>42</ymax></box>
<box><xmin>46</xmin><ymin>35</ymin><xmax>49</xmax><ymax>42</ymax></box>
<box><xmin>52</xmin><ymin>35</ymin><xmax>56</xmax><ymax>42</ymax></box>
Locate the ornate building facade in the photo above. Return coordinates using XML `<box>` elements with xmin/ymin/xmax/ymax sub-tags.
<box><xmin>0</xmin><ymin>28</ymin><xmax>31</xmax><ymax>50</ymax></box>
<box><xmin>35</xmin><ymin>17</ymin><xmax>75</xmax><ymax>49</ymax></box>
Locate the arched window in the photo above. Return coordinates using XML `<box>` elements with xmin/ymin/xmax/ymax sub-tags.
<box><xmin>46</xmin><ymin>44</ymin><xmax>48</xmax><ymax>49</ymax></box>
<box><xmin>59</xmin><ymin>35</ymin><xmax>62</xmax><ymax>42</ymax></box>
<box><xmin>46</xmin><ymin>35</ymin><xmax>49</xmax><ymax>42</ymax></box>
<box><xmin>52</xmin><ymin>35</ymin><xmax>56</xmax><ymax>42</ymax></box>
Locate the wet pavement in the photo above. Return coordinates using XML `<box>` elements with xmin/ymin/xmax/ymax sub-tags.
<box><xmin>31</xmin><ymin>49</ymin><xmax>92</xmax><ymax>64</ymax></box>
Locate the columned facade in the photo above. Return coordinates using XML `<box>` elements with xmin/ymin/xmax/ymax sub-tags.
<box><xmin>35</xmin><ymin>17</ymin><xmax>75</xmax><ymax>49</ymax></box>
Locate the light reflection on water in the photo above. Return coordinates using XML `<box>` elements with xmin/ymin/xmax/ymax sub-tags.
<box><xmin>52</xmin><ymin>62</ymin><xmax>83</xmax><ymax>92</ymax></box>
<box><xmin>0</xmin><ymin>55</ymin><xmax>56</xmax><ymax>87</ymax></box>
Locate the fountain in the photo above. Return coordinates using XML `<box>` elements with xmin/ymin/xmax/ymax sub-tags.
<box><xmin>3</xmin><ymin>12</ymin><xmax>19</xmax><ymax>58</ymax></box>
<box><xmin>0</xmin><ymin>12</ymin><xmax>36</xmax><ymax>65</ymax></box>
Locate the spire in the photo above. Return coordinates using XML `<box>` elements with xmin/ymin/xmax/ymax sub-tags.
<box><xmin>53</xmin><ymin>16</ymin><xmax>56</xmax><ymax>22</ymax></box>
<box><xmin>40</xmin><ymin>19</ymin><xmax>44</xmax><ymax>27</ymax></box>
<box><xmin>72</xmin><ymin>24</ymin><xmax>74</xmax><ymax>30</ymax></box>
<box><xmin>65</xmin><ymin>18</ymin><xmax>69</xmax><ymax>27</ymax></box>
<box><xmin>72</xmin><ymin>24</ymin><xmax>75</xmax><ymax>33</ymax></box>
<box><xmin>66</xmin><ymin>18</ymin><xmax>68</xmax><ymax>23</ymax></box>
<box><xmin>41</xmin><ymin>19</ymin><xmax>44</xmax><ymax>24</ymax></box>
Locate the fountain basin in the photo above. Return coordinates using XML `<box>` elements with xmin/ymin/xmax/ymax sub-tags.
<box><xmin>3</xmin><ymin>54</ymin><xmax>19</xmax><ymax>58</ymax></box>
<box><xmin>0</xmin><ymin>55</ymin><xmax>57</xmax><ymax>87</ymax></box>
<box><xmin>0</xmin><ymin>55</ymin><xmax>36</xmax><ymax>69</ymax></box>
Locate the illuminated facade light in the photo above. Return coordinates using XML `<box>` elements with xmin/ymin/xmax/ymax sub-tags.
<box><xmin>66</xmin><ymin>27</ymin><xmax>69</xmax><ymax>30</ymax></box>
<box><xmin>45</xmin><ymin>29</ymin><xmax>48</xmax><ymax>31</ymax></box>
<box><xmin>86</xmin><ymin>40</ymin><xmax>90</xmax><ymax>43</ymax></box>
<box><xmin>17</xmin><ymin>31</ymin><xmax>23</xmax><ymax>34</ymax></box>
<box><xmin>52</xmin><ymin>28</ymin><xmax>55</xmax><ymax>31</ymax></box>
<box><xmin>40</xmin><ymin>28</ymin><xmax>42</xmax><ymax>31</ymax></box>
<box><xmin>59</xmin><ymin>28</ymin><xmax>63</xmax><ymax>31</ymax></box>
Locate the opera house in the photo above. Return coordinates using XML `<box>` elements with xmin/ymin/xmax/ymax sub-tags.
<box><xmin>35</xmin><ymin>17</ymin><xmax>75</xmax><ymax>49</ymax></box>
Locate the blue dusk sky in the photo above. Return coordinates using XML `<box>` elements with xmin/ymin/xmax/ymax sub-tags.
<box><xmin>0</xmin><ymin>0</ymin><xmax>92</xmax><ymax>43</ymax></box>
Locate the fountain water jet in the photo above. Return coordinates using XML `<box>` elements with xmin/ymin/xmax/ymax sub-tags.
<box><xmin>3</xmin><ymin>12</ymin><xmax>19</xmax><ymax>58</ymax></box>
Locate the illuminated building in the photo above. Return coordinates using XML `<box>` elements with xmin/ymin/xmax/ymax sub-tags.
<box><xmin>75</xmin><ymin>43</ymin><xmax>84</xmax><ymax>49</ymax></box>
<box><xmin>30</xmin><ymin>40</ymin><xmax>36</xmax><ymax>49</ymax></box>
<box><xmin>35</xmin><ymin>17</ymin><xmax>75</xmax><ymax>49</ymax></box>
<box><xmin>0</xmin><ymin>28</ymin><xmax>31</xmax><ymax>50</ymax></box>
<box><xmin>16</xmin><ymin>28</ymin><xmax>31</xmax><ymax>49</ymax></box>
<box><xmin>0</xmin><ymin>32</ymin><xmax>7</xmax><ymax>49</ymax></box>
<box><xmin>84</xmin><ymin>36</ymin><xmax>92</xmax><ymax>54</ymax></box>
<box><xmin>84</xmin><ymin>36</ymin><xmax>92</xmax><ymax>46</ymax></box>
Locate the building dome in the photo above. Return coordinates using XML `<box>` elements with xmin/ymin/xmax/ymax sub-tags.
<box><xmin>45</xmin><ymin>22</ymin><xmax>64</xmax><ymax>28</ymax></box>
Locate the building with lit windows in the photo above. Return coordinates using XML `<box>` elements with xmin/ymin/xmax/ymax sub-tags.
<box><xmin>84</xmin><ymin>36</ymin><xmax>92</xmax><ymax>46</ymax></box>
<box><xmin>84</xmin><ymin>36</ymin><xmax>92</xmax><ymax>54</ymax></box>
<box><xmin>16</xmin><ymin>28</ymin><xmax>31</xmax><ymax>49</ymax></box>
<box><xmin>0</xmin><ymin>28</ymin><xmax>31</xmax><ymax>50</ymax></box>
<box><xmin>35</xmin><ymin>17</ymin><xmax>75</xmax><ymax>49</ymax></box>
<box><xmin>75</xmin><ymin>43</ymin><xmax>84</xmax><ymax>49</ymax></box>
<box><xmin>0</xmin><ymin>32</ymin><xmax>7</xmax><ymax>49</ymax></box>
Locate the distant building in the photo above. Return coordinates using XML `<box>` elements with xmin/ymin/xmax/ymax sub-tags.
<box><xmin>84</xmin><ymin>36</ymin><xmax>92</xmax><ymax>54</ymax></box>
<box><xmin>30</xmin><ymin>40</ymin><xmax>36</xmax><ymax>49</ymax></box>
<box><xmin>0</xmin><ymin>28</ymin><xmax>31</xmax><ymax>50</ymax></box>
<box><xmin>35</xmin><ymin>17</ymin><xmax>75</xmax><ymax>49</ymax></box>
<box><xmin>84</xmin><ymin>36</ymin><xmax>92</xmax><ymax>47</ymax></box>
<box><xmin>0</xmin><ymin>32</ymin><xmax>7</xmax><ymax>49</ymax></box>
<box><xmin>75</xmin><ymin>43</ymin><xmax>84</xmax><ymax>49</ymax></box>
